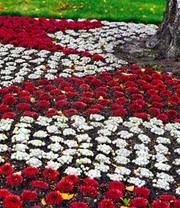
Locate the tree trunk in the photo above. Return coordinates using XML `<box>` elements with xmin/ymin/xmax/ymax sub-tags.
<box><xmin>146</xmin><ymin>0</ymin><xmax>180</xmax><ymax>58</ymax></box>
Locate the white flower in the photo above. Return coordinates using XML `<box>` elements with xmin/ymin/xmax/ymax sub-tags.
<box><xmin>114</xmin><ymin>156</ymin><xmax>130</xmax><ymax>165</ymax></box>
<box><xmin>115</xmin><ymin>149</ymin><xmax>131</xmax><ymax>157</ymax></box>
<box><xmin>118</xmin><ymin>130</ymin><xmax>133</xmax><ymax>139</ymax></box>
<box><xmin>58</xmin><ymin>155</ymin><xmax>73</xmax><ymax>164</ymax></box>
<box><xmin>77</xmin><ymin>149</ymin><xmax>94</xmax><ymax>156</ymax></box>
<box><xmin>63</xmin><ymin>128</ymin><xmax>76</xmax><ymax>136</ymax></box>
<box><xmin>90</xmin><ymin>114</ymin><xmax>105</xmax><ymax>121</ymax></box>
<box><xmin>46</xmin><ymin>125</ymin><xmax>60</xmax><ymax>134</ymax></box>
<box><xmin>156</xmin><ymin>137</ymin><xmax>171</xmax><ymax>144</ymax></box>
<box><xmin>76</xmin><ymin>134</ymin><xmax>91</xmax><ymax>142</ymax></box>
<box><xmin>95</xmin><ymin>136</ymin><xmax>111</xmax><ymax>144</ymax></box>
<box><xmin>155</xmin><ymin>144</ymin><xmax>169</xmax><ymax>154</ymax></box>
<box><xmin>76</xmin><ymin>158</ymin><xmax>91</xmax><ymax>165</ymax></box>
<box><xmin>112</xmin><ymin>138</ymin><xmax>128</xmax><ymax>148</ymax></box>
<box><xmin>33</xmin><ymin>130</ymin><xmax>48</xmax><ymax>138</ymax></box>
<box><xmin>97</xmin><ymin>144</ymin><xmax>112</xmax><ymax>154</ymax></box>
<box><xmin>173</xmin><ymin>159</ymin><xmax>180</xmax><ymax>166</ymax></box>
<box><xmin>46</xmin><ymin>161</ymin><xmax>61</xmax><ymax>170</ymax></box>
<box><xmin>12</xmin><ymin>134</ymin><xmax>30</xmax><ymax>143</ymax></box>
<box><xmin>64</xmin><ymin>140</ymin><xmax>78</xmax><ymax>148</ymax></box>
<box><xmin>63</xmin><ymin>149</ymin><xmax>77</xmax><ymax>156</ymax></box>
<box><xmin>128</xmin><ymin>177</ymin><xmax>145</xmax><ymax>187</ymax></box>
<box><xmin>64</xmin><ymin>167</ymin><xmax>82</xmax><ymax>176</ymax></box>
<box><xmin>85</xmin><ymin>169</ymin><xmax>101</xmax><ymax>178</ymax></box>
<box><xmin>13</xmin><ymin>144</ymin><xmax>28</xmax><ymax>152</ymax></box>
<box><xmin>50</xmin><ymin>136</ymin><xmax>64</xmax><ymax>143</ymax></box>
<box><xmin>11</xmin><ymin>151</ymin><xmax>30</xmax><ymax>161</ymax></box>
<box><xmin>48</xmin><ymin>143</ymin><xmax>63</xmax><ymax>152</ymax></box>
<box><xmin>79</xmin><ymin>143</ymin><xmax>93</xmax><ymax>149</ymax></box>
<box><xmin>30</xmin><ymin>149</ymin><xmax>44</xmax><ymax>158</ymax></box>
<box><xmin>0</xmin><ymin>156</ymin><xmax>5</xmax><ymax>163</ymax></box>
<box><xmin>155</xmin><ymin>162</ymin><xmax>171</xmax><ymax>171</ymax></box>
<box><xmin>138</xmin><ymin>134</ymin><xmax>151</xmax><ymax>144</ymax></box>
<box><xmin>0</xmin><ymin>144</ymin><xmax>8</xmax><ymax>152</ymax></box>
<box><xmin>95</xmin><ymin>154</ymin><xmax>111</xmax><ymax>164</ymax></box>
<box><xmin>43</xmin><ymin>151</ymin><xmax>58</xmax><ymax>160</ymax></box>
<box><xmin>0</xmin><ymin>133</ymin><xmax>8</xmax><ymax>141</ymax></box>
<box><xmin>28</xmin><ymin>140</ymin><xmax>45</xmax><ymax>146</ymax></box>
<box><xmin>107</xmin><ymin>173</ymin><xmax>124</xmax><ymax>181</ymax></box>
<box><xmin>134</xmin><ymin>167</ymin><xmax>153</xmax><ymax>178</ymax></box>
<box><xmin>114</xmin><ymin>167</ymin><xmax>131</xmax><ymax>175</ymax></box>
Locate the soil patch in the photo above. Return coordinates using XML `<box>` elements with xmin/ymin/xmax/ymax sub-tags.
<box><xmin>115</xmin><ymin>36</ymin><xmax>180</xmax><ymax>79</ymax></box>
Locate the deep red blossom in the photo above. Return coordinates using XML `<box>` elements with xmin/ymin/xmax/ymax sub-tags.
<box><xmin>6</xmin><ymin>174</ymin><xmax>23</xmax><ymax>187</ymax></box>
<box><xmin>166</xmin><ymin>110</ymin><xmax>178</xmax><ymax>119</ymax></box>
<box><xmin>105</xmin><ymin>189</ymin><xmax>123</xmax><ymax>202</ymax></box>
<box><xmin>0</xmin><ymin>163</ymin><xmax>14</xmax><ymax>175</ymax></box>
<box><xmin>107</xmin><ymin>80</ymin><xmax>119</xmax><ymax>86</ymax></box>
<box><xmin>78</xmin><ymin>185</ymin><xmax>98</xmax><ymax>197</ymax></box>
<box><xmin>86</xmin><ymin>108</ymin><xmax>101</xmax><ymax>115</ymax></box>
<box><xmin>68</xmin><ymin>77</ymin><xmax>85</xmax><ymax>86</ymax></box>
<box><xmin>125</xmin><ymin>81</ymin><xmax>137</xmax><ymax>87</ymax></box>
<box><xmin>70</xmin><ymin>201</ymin><xmax>88</xmax><ymax>208</ymax></box>
<box><xmin>148</xmin><ymin>107</ymin><xmax>160</xmax><ymax>117</ymax></box>
<box><xmin>130</xmin><ymin>102</ymin><xmax>143</xmax><ymax>112</ymax></box>
<box><xmin>23</xmin><ymin>111</ymin><xmax>39</xmax><ymax>118</ymax></box>
<box><xmin>98</xmin><ymin>99</ymin><xmax>110</xmax><ymax>106</ymax></box>
<box><xmin>1</xmin><ymin>112</ymin><xmax>16</xmax><ymax>119</ymax></box>
<box><xmin>82</xmin><ymin>51</ymin><xmax>92</xmax><ymax>57</ymax></box>
<box><xmin>7</xmin><ymin>85</ymin><xmax>20</xmax><ymax>92</ymax></box>
<box><xmin>66</xmin><ymin>91</ymin><xmax>78</xmax><ymax>97</ymax></box>
<box><xmin>114</xmin><ymin>91</ymin><xmax>124</xmax><ymax>97</ymax></box>
<box><xmin>146</xmin><ymin>89</ymin><xmax>157</xmax><ymax>96</ymax></box>
<box><xmin>150</xmin><ymin>94</ymin><xmax>162</xmax><ymax>102</ymax></box>
<box><xmin>152</xmin><ymin>199</ymin><xmax>170</xmax><ymax>208</ymax></box>
<box><xmin>35</xmin><ymin>100</ymin><xmax>50</xmax><ymax>109</ymax></box>
<box><xmin>90</xmin><ymin>104</ymin><xmax>103</xmax><ymax>110</ymax></box>
<box><xmin>0</xmin><ymin>189</ymin><xmax>10</xmax><ymax>199</ymax></box>
<box><xmin>22</xmin><ymin>166</ymin><xmax>39</xmax><ymax>178</ymax></box>
<box><xmin>64</xmin><ymin>175</ymin><xmax>79</xmax><ymax>185</ymax></box>
<box><xmin>3</xmin><ymin>194</ymin><xmax>22</xmax><ymax>208</ymax></box>
<box><xmin>16</xmin><ymin>103</ymin><xmax>31</xmax><ymax>111</ymax></box>
<box><xmin>81</xmin><ymin>97</ymin><xmax>93</xmax><ymax>104</ymax></box>
<box><xmin>130</xmin><ymin>65</ymin><xmax>141</xmax><ymax>70</ymax></box>
<box><xmin>96</xmin><ymin>91</ymin><xmax>107</xmax><ymax>98</ymax></box>
<box><xmin>151</xmin><ymin>102</ymin><xmax>164</xmax><ymax>109</ymax></box>
<box><xmin>44</xmin><ymin>84</ymin><xmax>57</xmax><ymax>91</ymax></box>
<box><xmin>82</xmin><ymin>91</ymin><xmax>94</xmax><ymax>98</ymax></box>
<box><xmin>84</xmin><ymin>178</ymin><xmax>99</xmax><ymax>187</ymax></box>
<box><xmin>168</xmin><ymin>95</ymin><xmax>179</xmax><ymax>103</ymax></box>
<box><xmin>56</xmin><ymin>180</ymin><xmax>74</xmax><ymax>192</ymax></box>
<box><xmin>157</xmin><ymin>114</ymin><xmax>168</xmax><ymax>123</ymax></box>
<box><xmin>0</xmin><ymin>88</ymin><xmax>9</xmax><ymax>94</ymax></box>
<box><xmin>46</xmin><ymin>109</ymin><xmax>58</xmax><ymax>117</ymax></box>
<box><xmin>72</xmin><ymin>101</ymin><xmax>87</xmax><ymax>109</ymax></box>
<box><xmin>160</xmin><ymin>194</ymin><xmax>176</xmax><ymax>202</ymax></box>
<box><xmin>132</xmin><ymin>94</ymin><xmax>144</xmax><ymax>100</ymax></box>
<box><xmin>30</xmin><ymin>180</ymin><xmax>49</xmax><ymax>189</ymax></box>
<box><xmin>134</xmin><ymin>112</ymin><xmax>148</xmax><ymax>120</ymax></box>
<box><xmin>46</xmin><ymin>191</ymin><xmax>63</xmax><ymax>205</ymax></box>
<box><xmin>172</xmin><ymin>199</ymin><xmax>180</xmax><ymax>208</ymax></box>
<box><xmin>107</xmin><ymin>181</ymin><xmax>125</xmax><ymax>192</ymax></box>
<box><xmin>130</xmin><ymin>197</ymin><xmax>148</xmax><ymax>207</ymax></box>
<box><xmin>0</xmin><ymin>105</ymin><xmax>9</xmax><ymax>113</ymax></box>
<box><xmin>38</xmin><ymin>79</ymin><xmax>50</xmax><ymax>85</ymax></box>
<box><xmin>80</xmin><ymin>84</ymin><xmax>91</xmax><ymax>91</ymax></box>
<box><xmin>113</xmin><ymin>97</ymin><xmax>127</xmax><ymax>105</ymax></box>
<box><xmin>112</xmin><ymin>108</ymin><xmax>127</xmax><ymax>117</ymax></box>
<box><xmin>127</xmin><ymin>87</ymin><xmax>138</xmax><ymax>94</ymax></box>
<box><xmin>21</xmin><ymin>190</ymin><xmax>37</xmax><ymax>202</ymax></box>
<box><xmin>90</xmin><ymin>78</ymin><xmax>103</xmax><ymax>87</ymax></box>
<box><xmin>63</xmin><ymin>109</ymin><xmax>78</xmax><ymax>117</ymax></box>
<box><xmin>133</xmin><ymin>187</ymin><xmax>150</xmax><ymax>198</ymax></box>
<box><xmin>160</xmin><ymin>89</ymin><xmax>172</xmax><ymax>96</ymax></box>
<box><xmin>50</xmin><ymin>89</ymin><xmax>62</xmax><ymax>96</ymax></box>
<box><xmin>93</xmin><ymin>54</ymin><xmax>104</xmax><ymax>61</ymax></box>
<box><xmin>152</xmin><ymin>72</ymin><xmax>162</xmax><ymax>80</ymax></box>
<box><xmin>98</xmin><ymin>199</ymin><xmax>115</xmax><ymax>208</ymax></box>
<box><xmin>55</xmin><ymin>100</ymin><xmax>68</xmax><ymax>107</ymax></box>
<box><xmin>42</xmin><ymin>168</ymin><xmax>59</xmax><ymax>181</ymax></box>
<box><xmin>2</xmin><ymin>94</ymin><xmax>17</xmax><ymax>105</ymax></box>
<box><xmin>142</xmin><ymin>74</ymin><xmax>152</xmax><ymax>81</ymax></box>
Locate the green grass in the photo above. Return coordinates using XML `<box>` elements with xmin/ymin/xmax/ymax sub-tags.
<box><xmin>0</xmin><ymin>0</ymin><xmax>166</xmax><ymax>24</ymax></box>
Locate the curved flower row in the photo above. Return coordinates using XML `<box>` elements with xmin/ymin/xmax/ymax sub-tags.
<box><xmin>0</xmin><ymin>163</ymin><xmax>179</xmax><ymax>208</ymax></box>
<box><xmin>0</xmin><ymin>65</ymin><xmax>179</xmax><ymax>122</ymax></box>
<box><xmin>0</xmin><ymin>16</ymin><xmax>102</xmax><ymax>52</ymax></box>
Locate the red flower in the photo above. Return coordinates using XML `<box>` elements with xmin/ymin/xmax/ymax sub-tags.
<box><xmin>35</xmin><ymin>100</ymin><xmax>50</xmax><ymax>109</ymax></box>
<box><xmin>64</xmin><ymin>175</ymin><xmax>79</xmax><ymax>185</ymax></box>
<box><xmin>156</xmin><ymin>114</ymin><xmax>168</xmax><ymax>123</ymax></box>
<box><xmin>152</xmin><ymin>72</ymin><xmax>162</xmax><ymax>79</ymax></box>
<box><xmin>6</xmin><ymin>174</ymin><xmax>23</xmax><ymax>187</ymax></box>
<box><xmin>2</xmin><ymin>94</ymin><xmax>17</xmax><ymax>105</ymax></box>
<box><xmin>130</xmin><ymin>102</ymin><xmax>143</xmax><ymax>112</ymax></box>
<box><xmin>50</xmin><ymin>89</ymin><xmax>62</xmax><ymax>96</ymax></box>
<box><xmin>107</xmin><ymin>181</ymin><xmax>125</xmax><ymax>192</ymax></box>
<box><xmin>16</xmin><ymin>103</ymin><xmax>30</xmax><ymax>111</ymax></box>
<box><xmin>105</xmin><ymin>189</ymin><xmax>123</xmax><ymax>202</ymax></box>
<box><xmin>113</xmin><ymin>97</ymin><xmax>127</xmax><ymax>105</ymax></box>
<box><xmin>86</xmin><ymin>108</ymin><xmax>101</xmax><ymax>115</ymax></box>
<box><xmin>55</xmin><ymin>100</ymin><xmax>68</xmax><ymax>107</ymax></box>
<box><xmin>150</xmin><ymin>94</ymin><xmax>162</xmax><ymax>102</ymax></box>
<box><xmin>166</xmin><ymin>110</ymin><xmax>178</xmax><ymax>119</ymax></box>
<box><xmin>114</xmin><ymin>91</ymin><xmax>124</xmax><ymax>97</ymax></box>
<box><xmin>44</xmin><ymin>84</ymin><xmax>56</xmax><ymax>91</ymax></box>
<box><xmin>66</xmin><ymin>91</ymin><xmax>78</xmax><ymax>97</ymax></box>
<box><xmin>78</xmin><ymin>185</ymin><xmax>98</xmax><ymax>197</ymax></box>
<box><xmin>172</xmin><ymin>199</ymin><xmax>180</xmax><ymax>208</ymax></box>
<box><xmin>22</xmin><ymin>166</ymin><xmax>39</xmax><ymax>178</ymax></box>
<box><xmin>0</xmin><ymin>163</ymin><xmax>14</xmax><ymax>175</ymax></box>
<box><xmin>96</xmin><ymin>91</ymin><xmax>107</xmax><ymax>99</ymax></box>
<box><xmin>46</xmin><ymin>109</ymin><xmax>58</xmax><ymax>117</ymax></box>
<box><xmin>42</xmin><ymin>168</ymin><xmax>59</xmax><ymax>181</ymax></box>
<box><xmin>70</xmin><ymin>201</ymin><xmax>88</xmax><ymax>208</ymax></box>
<box><xmin>134</xmin><ymin>113</ymin><xmax>148</xmax><ymax>120</ymax></box>
<box><xmin>130</xmin><ymin>197</ymin><xmax>148</xmax><ymax>207</ymax></box>
<box><xmin>21</xmin><ymin>190</ymin><xmax>37</xmax><ymax>202</ymax></box>
<box><xmin>72</xmin><ymin>101</ymin><xmax>87</xmax><ymax>109</ymax></box>
<box><xmin>132</xmin><ymin>94</ymin><xmax>144</xmax><ymax>100</ymax></box>
<box><xmin>80</xmin><ymin>97</ymin><xmax>93</xmax><ymax>104</ymax></box>
<box><xmin>148</xmin><ymin>108</ymin><xmax>160</xmax><ymax>117</ymax></box>
<box><xmin>1</xmin><ymin>112</ymin><xmax>16</xmax><ymax>119</ymax></box>
<box><xmin>98</xmin><ymin>99</ymin><xmax>110</xmax><ymax>106</ymax></box>
<box><xmin>0</xmin><ymin>189</ymin><xmax>10</xmax><ymax>199</ymax></box>
<box><xmin>0</xmin><ymin>105</ymin><xmax>9</xmax><ymax>112</ymax></box>
<box><xmin>3</xmin><ymin>194</ymin><xmax>22</xmax><ymax>208</ymax></box>
<box><xmin>168</xmin><ymin>95</ymin><xmax>179</xmax><ymax>103</ymax></box>
<box><xmin>84</xmin><ymin>178</ymin><xmax>99</xmax><ymax>187</ymax></box>
<box><xmin>159</xmin><ymin>194</ymin><xmax>176</xmax><ymax>202</ymax></box>
<box><xmin>133</xmin><ymin>187</ymin><xmax>150</xmax><ymax>198</ymax></box>
<box><xmin>151</xmin><ymin>102</ymin><xmax>164</xmax><ymax>109</ymax></box>
<box><xmin>23</xmin><ymin>111</ymin><xmax>39</xmax><ymax>118</ymax></box>
<box><xmin>152</xmin><ymin>199</ymin><xmax>170</xmax><ymax>208</ymax></box>
<box><xmin>46</xmin><ymin>191</ymin><xmax>63</xmax><ymax>205</ymax></box>
<box><xmin>38</xmin><ymin>79</ymin><xmax>50</xmax><ymax>85</ymax></box>
<box><xmin>63</xmin><ymin>109</ymin><xmax>78</xmax><ymax>117</ymax></box>
<box><xmin>90</xmin><ymin>78</ymin><xmax>103</xmax><ymax>87</ymax></box>
<box><xmin>30</xmin><ymin>180</ymin><xmax>49</xmax><ymax>189</ymax></box>
<box><xmin>93</xmin><ymin>54</ymin><xmax>104</xmax><ymax>61</ymax></box>
<box><xmin>112</xmin><ymin>109</ymin><xmax>127</xmax><ymax>117</ymax></box>
<box><xmin>82</xmin><ymin>51</ymin><xmax>92</xmax><ymax>57</ymax></box>
<box><xmin>80</xmin><ymin>84</ymin><xmax>91</xmax><ymax>91</ymax></box>
<box><xmin>107</xmin><ymin>80</ymin><xmax>119</xmax><ymax>86</ymax></box>
<box><xmin>98</xmin><ymin>199</ymin><xmax>115</xmax><ymax>208</ymax></box>
<box><xmin>127</xmin><ymin>87</ymin><xmax>138</xmax><ymax>94</ymax></box>
<box><xmin>68</xmin><ymin>77</ymin><xmax>85</xmax><ymax>86</ymax></box>
<box><xmin>56</xmin><ymin>180</ymin><xmax>74</xmax><ymax>192</ymax></box>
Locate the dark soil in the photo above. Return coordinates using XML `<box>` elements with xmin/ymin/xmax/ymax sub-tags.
<box><xmin>115</xmin><ymin>36</ymin><xmax>180</xmax><ymax>79</ymax></box>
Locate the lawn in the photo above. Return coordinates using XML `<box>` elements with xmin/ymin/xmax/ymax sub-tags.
<box><xmin>0</xmin><ymin>0</ymin><xmax>166</xmax><ymax>23</ymax></box>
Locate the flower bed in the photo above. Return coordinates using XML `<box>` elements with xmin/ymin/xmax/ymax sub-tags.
<box><xmin>0</xmin><ymin>16</ymin><xmax>179</xmax><ymax>207</ymax></box>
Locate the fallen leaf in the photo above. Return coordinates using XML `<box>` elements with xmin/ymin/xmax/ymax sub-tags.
<box><xmin>41</xmin><ymin>198</ymin><xmax>47</xmax><ymax>205</ymax></box>
<box><xmin>126</xmin><ymin>185</ymin><xmax>134</xmax><ymax>192</ymax></box>
<box><xmin>59</xmin><ymin>192</ymin><xmax>75</xmax><ymax>200</ymax></box>
<box><xmin>0</xmin><ymin>7</ymin><xmax>5</xmax><ymax>11</ymax></box>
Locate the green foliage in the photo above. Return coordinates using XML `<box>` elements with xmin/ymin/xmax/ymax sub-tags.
<box><xmin>0</xmin><ymin>0</ymin><xmax>166</xmax><ymax>23</ymax></box>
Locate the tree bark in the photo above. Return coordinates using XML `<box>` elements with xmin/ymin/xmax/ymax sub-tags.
<box><xmin>146</xmin><ymin>0</ymin><xmax>180</xmax><ymax>58</ymax></box>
